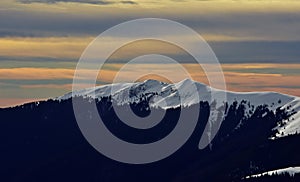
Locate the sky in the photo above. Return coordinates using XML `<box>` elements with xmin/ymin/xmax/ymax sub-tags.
<box><xmin>0</xmin><ymin>0</ymin><xmax>300</xmax><ymax>107</ymax></box>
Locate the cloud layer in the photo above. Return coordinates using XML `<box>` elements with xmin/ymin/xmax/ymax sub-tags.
<box><xmin>0</xmin><ymin>0</ymin><xmax>299</xmax><ymax>107</ymax></box>
<box><xmin>18</xmin><ymin>0</ymin><xmax>137</xmax><ymax>5</ymax></box>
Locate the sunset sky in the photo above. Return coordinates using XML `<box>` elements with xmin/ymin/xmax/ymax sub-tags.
<box><xmin>0</xmin><ymin>0</ymin><xmax>300</xmax><ymax>107</ymax></box>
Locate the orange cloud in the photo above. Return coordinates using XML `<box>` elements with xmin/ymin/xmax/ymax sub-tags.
<box><xmin>0</xmin><ymin>68</ymin><xmax>75</xmax><ymax>79</ymax></box>
<box><xmin>0</xmin><ymin>63</ymin><xmax>299</xmax><ymax>107</ymax></box>
<box><xmin>0</xmin><ymin>37</ymin><xmax>92</xmax><ymax>59</ymax></box>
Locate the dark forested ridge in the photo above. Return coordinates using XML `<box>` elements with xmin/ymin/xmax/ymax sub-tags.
<box><xmin>0</xmin><ymin>96</ymin><xmax>299</xmax><ymax>182</ymax></box>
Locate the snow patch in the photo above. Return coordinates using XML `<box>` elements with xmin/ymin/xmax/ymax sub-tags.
<box><xmin>245</xmin><ymin>166</ymin><xmax>300</xmax><ymax>179</ymax></box>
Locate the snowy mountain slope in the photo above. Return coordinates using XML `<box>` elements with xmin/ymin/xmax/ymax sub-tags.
<box><xmin>245</xmin><ymin>166</ymin><xmax>300</xmax><ymax>179</ymax></box>
<box><xmin>275</xmin><ymin>98</ymin><xmax>300</xmax><ymax>137</ymax></box>
<box><xmin>57</xmin><ymin>79</ymin><xmax>300</xmax><ymax>137</ymax></box>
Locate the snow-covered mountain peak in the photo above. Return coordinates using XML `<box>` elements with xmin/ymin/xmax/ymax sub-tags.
<box><xmin>59</xmin><ymin>79</ymin><xmax>297</xmax><ymax>109</ymax></box>
<box><xmin>57</xmin><ymin>79</ymin><xmax>300</xmax><ymax>138</ymax></box>
<box><xmin>141</xmin><ymin>79</ymin><xmax>165</xmax><ymax>85</ymax></box>
<box><xmin>175</xmin><ymin>78</ymin><xmax>208</xmax><ymax>90</ymax></box>
<box><xmin>176</xmin><ymin>78</ymin><xmax>194</xmax><ymax>86</ymax></box>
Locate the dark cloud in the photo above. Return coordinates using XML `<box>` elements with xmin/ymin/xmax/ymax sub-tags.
<box><xmin>1</xmin><ymin>10</ymin><xmax>300</xmax><ymax>41</ymax></box>
<box><xmin>0</xmin><ymin>79</ymin><xmax>110</xmax><ymax>85</ymax></box>
<box><xmin>120</xmin><ymin>1</ymin><xmax>137</xmax><ymax>4</ymax></box>
<box><xmin>0</xmin><ymin>10</ymin><xmax>127</xmax><ymax>37</ymax></box>
<box><xmin>208</xmin><ymin>41</ymin><xmax>300</xmax><ymax>64</ymax></box>
<box><xmin>0</xmin><ymin>30</ymin><xmax>50</xmax><ymax>37</ymax></box>
<box><xmin>17</xmin><ymin>0</ymin><xmax>137</xmax><ymax>5</ymax></box>
<box><xmin>1</xmin><ymin>9</ymin><xmax>300</xmax><ymax>64</ymax></box>
<box><xmin>0</xmin><ymin>56</ymin><xmax>77</xmax><ymax>63</ymax></box>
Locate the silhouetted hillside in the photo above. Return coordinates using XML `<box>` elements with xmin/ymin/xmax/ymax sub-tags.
<box><xmin>0</xmin><ymin>96</ymin><xmax>299</xmax><ymax>182</ymax></box>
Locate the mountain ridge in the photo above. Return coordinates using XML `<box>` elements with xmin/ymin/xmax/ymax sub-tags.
<box><xmin>57</xmin><ymin>79</ymin><xmax>300</xmax><ymax>138</ymax></box>
<box><xmin>58</xmin><ymin>79</ymin><xmax>299</xmax><ymax>110</ymax></box>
